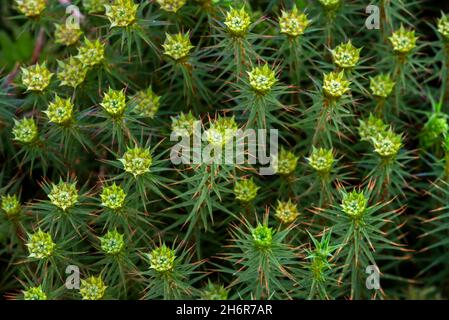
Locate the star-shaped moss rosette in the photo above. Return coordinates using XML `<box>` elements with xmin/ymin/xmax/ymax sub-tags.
<box><xmin>1</xmin><ymin>194</ymin><xmax>21</xmax><ymax>217</ymax></box>
<box><xmin>331</xmin><ymin>41</ymin><xmax>362</xmax><ymax>69</ymax></box>
<box><xmin>82</xmin><ymin>0</ymin><xmax>107</xmax><ymax>14</ymax></box>
<box><xmin>389</xmin><ymin>25</ymin><xmax>418</xmax><ymax>55</ymax></box>
<box><xmin>105</xmin><ymin>0</ymin><xmax>138</xmax><ymax>28</ymax></box>
<box><xmin>47</xmin><ymin>180</ymin><xmax>79</xmax><ymax>211</ymax></box>
<box><xmin>22</xmin><ymin>286</ymin><xmax>47</xmax><ymax>300</ymax></box>
<box><xmin>251</xmin><ymin>224</ymin><xmax>273</xmax><ymax>249</ymax></box>
<box><xmin>12</xmin><ymin>118</ymin><xmax>38</xmax><ymax>144</ymax></box>
<box><xmin>309</xmin><ymin>232</ymin><xmax>337</xmax><ymax>262</ymax></box>
<box><xmin>310</xmin><ymin>255</ymin><xmax>329</xmax><ymax>282</ymax></box>
<box><xmin>54</xmin><ymin>23</ymin><xmax>83</xmax><ymax>46</ymax></box>
<box><xmin>341</xmin><ymin>190</ymin><xmax>368</xmax><ymax>219</ymax></box>
<box><xmin>100</xmin><ymin>183</ymin><xmax>127</xmax><ymax>210</ymax></box>
<box><xmin>438</xmin><ymin>14</ymin><xmax>449</xmax><ymax>41</ymax></box>
<box><xmin>171</xmin><ymin>111</ymin><xmax>199</xmax><ymax>137</ymax></box>
<box><xmin>421</xmin><ymin>114</ymin><xmax>449</xmax><ymax>149</ymax></box>
<box><xmin>307</xmin><ymin>147</ymin><xmax>334</xmax><ymax>174</ymax></box>
<box><xmin>100</xmin><ymin>88</ymin><xmax>127</xmax><ymax>119</ymax></box>
<box><xmin>372</xmin><ymin>129</ymin><xmax>403</xmax><ymax>158</ymax></box>
<box><xmin>370</xmin><ymin>73</ymin><xmax>395</xmax><ymax>99</ymax></box>
<box><xmin>79</xmin><ymin>276</ymin><xmax>107</xmax><ymax>300</ymax></box>
<box><xmin>279</xmin><ymin>6</ymin><xmax>310</xmax><ymax>37</ymax></box>
<box><xmin>233</xmin><ymin>177</ymin><xmax>260</xmax><ymax>202</ymax></box>
<box><xmin>132</xmin><ymin>87</ymin><xmax>161</xmax><ymax>118</ymax></box>
<box><xmin>358</xmin><ymin>114</ymin><xmax>388</xmax><ymax>141</ymax></box>
<box><xmin>156</xmin><ymin>0</ymin><xmax>186</xmax><ymax>13</ymax></box>
<box><xmin>26</xmin><ymin>229</ymin><xmax>56</xmax><ymax>259</ymax></box>
<box><xmin>15</xmin><ymin>0</ymin><xmax>46</xmax><ymax>17</ymax></box>
<box><xmin>119</xmin><ymin>147</ymin><xmax>153</xmax><ymax>177</ymax></box>
<box><xmin>148</xmin><ymin>244</ymin><xmax>176</xmax><ymax>273</ymax></box>
<box><xmin>57</xmin><ymin>57</ymin><xmax>88</xmax><ymax>88</ymax></box>
<box><xmin>0</xmin><ymin>0</ymin><xmax>441</xmax><ymax>301</ymax></box>
<box><xmin>204</xmin><ymin>116</ymin><xmax>239</xmax><ymax>147</ymax></box>
<box><xmin>322</xmin><ymin>71</ymin><xmax>351</xmax><ymax>99</ymax></box>
<box><xmin>247</xmin><ymin>64</ymin><xmax>277</xmax><ymax>95</ymax></box>
<box><xmin>99</xmin><ymin>230</ymin><xmax>125</xmax><ymax>255</ymax></box>
<box><xmin>224</xmin><ymin>6</ymin><xmax>251</xmax><ymax>37</ymax></box>
<box><xmin>317</xmin><ymin>0</ymin><xmax>341</xmax><ymax>11</ymax></box>
<box><xmin>200</xmin><ymin>281</ymin><xmax>229</xmax><ymax>300</ymax></box>
<box><xmin>306</xmin><ymin>231</ymin><xmax>338</xmax><ymax>283</ymax></box>
<box><xmin>162</xmin><ymin>32</ymin><xmax>194</xmax><ymax>61</ymax></box>
<box><xmin>76</xmin><ymin>38</ymin><xmax>105</xmax><ymax>68</ymax></box>
<box><xmin>44</xmin><ymin>95</ymin><xmax>74</xmax><ymax>125</ymax></box>
<box><xmin>273</xmin><ymin>148</ymin><xmax>299</xmax><ymax>175</ymax></box>
<box><xmin>275</xmin><ymin>199</ymin><xmax>299</xmax><ymax>224</ymax></box>
<box><xmin>21</xmin><ymin>62</ymin><xmax>53</xmax><ymax>92</ymax></box>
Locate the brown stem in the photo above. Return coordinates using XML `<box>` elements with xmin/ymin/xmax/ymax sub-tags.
<box><xmin>375</xmin><ymin>99</ymin><xmax>385</xmax><ymax>117</ymax></box>
<box><xmin>380</xmin><ymin>0</ymin><xmax>387</xmax><ymax>43</ymax></box>
<box><xmin>3</xmin><ymin>62</ymin><xmax>20</xmax><ymax>88</ymax></box>
<box><xmin>31</xmin><ymin>28</ymin><xmax>46</xmax><ymax>63</ymax></box>
<box><xmin>312</xmin><ymin>99</ymin><xmax>330</xmax><ymax>146</ymax></box>
<box><xmin>443</xmin><ymin>43</ymin><xmax>449</xmax><ymax>110</ymax></box>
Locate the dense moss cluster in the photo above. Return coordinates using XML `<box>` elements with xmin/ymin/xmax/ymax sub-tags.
<box><xmin>1</xmin><ymin>0</ymin><xmax>449</xmax><ymax>300</ymax></box>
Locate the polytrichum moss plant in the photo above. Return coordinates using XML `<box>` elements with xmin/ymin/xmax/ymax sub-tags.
<box><xmin>0</xmin><ymin>0</ymin><xmax>449</xmax><ymax>301</ymax></box>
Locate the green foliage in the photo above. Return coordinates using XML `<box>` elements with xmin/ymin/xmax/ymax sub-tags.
<box><xmin>0</xmin><ymin>0</ymin><xmax>449</xmax><ymax>301</ymax></box>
